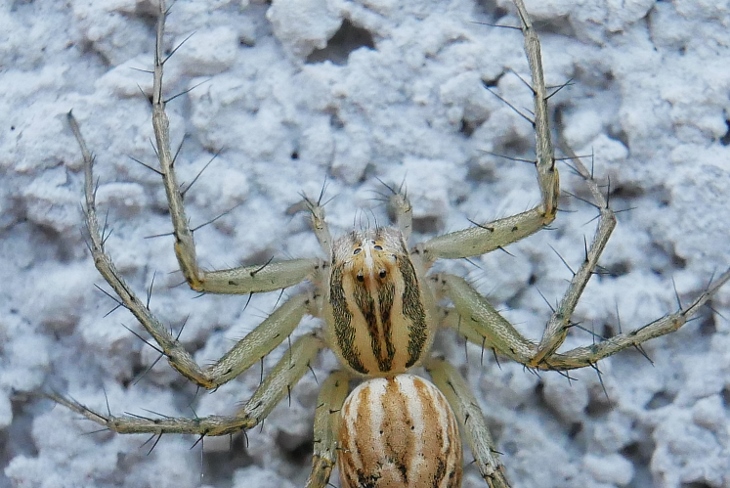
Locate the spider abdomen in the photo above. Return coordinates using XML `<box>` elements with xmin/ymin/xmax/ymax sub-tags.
<box><xmin>325</xmin><ymin>228</ymin><xmax>437</xmax><ymax>376</ymax></box>
<box><xmin>338</xmin><ymin>375</ymin><xmax>463</xmax><ymax>488</ymax></box>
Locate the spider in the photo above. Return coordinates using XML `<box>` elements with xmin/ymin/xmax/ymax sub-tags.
<box><xmin>52</xmin><ymin>0</ymin><xmax>730</xmax><ymax>487</ymax></box>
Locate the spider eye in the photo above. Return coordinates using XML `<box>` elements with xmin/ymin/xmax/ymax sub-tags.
<box><xmin>374</xmin><ymin>245</ymin><xmax>383</xmax><ymax>251</ymax></box>
<box><xmin>379</xmin><ymin>270</ymin><xmax>387</xmax><ymax>278</ymax></box>
<box><xmin>353</xmin><ymin>248</ymin><xmax>362</xmax><ymax>255</ymax></box>
<box><xmin>356</xmin><ymin>274</ymin><xmax>365</xmax><ymax>282</ymax></box>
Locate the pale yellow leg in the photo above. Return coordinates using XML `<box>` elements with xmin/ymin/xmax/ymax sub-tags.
<box><xmin>426</xmin><ymin>358</ymin><xmax>511</xmax><ymax>488</ymax></box>
<box><xmin>439</xmin><ymin>268</ymin><xmax>730</xmax><ymax>371</ymax></box>
<box><xmin>305</xmin><ymin>371</ymin><xmax>350</xmax><ymax>488</ymax></box>
<box><xmin>148</xmin><ymin>0</ymin><xmax>322</xmax><ymax>294</ymax></box>
<box><xmin>50</xmin><ymin>334</ymin><xmax>324</xmax><ymax>437</ymax></box>
<box><xmin>419</xmin><ymin>0</ymin><xmax>558</xmax><ymax>265</ymax></box>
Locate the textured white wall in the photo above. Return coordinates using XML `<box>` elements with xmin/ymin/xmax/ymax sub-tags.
<box><xmin>1</xmin><ymin>0</ymin><xmax>729</xmax><ymax>487</ymax></box>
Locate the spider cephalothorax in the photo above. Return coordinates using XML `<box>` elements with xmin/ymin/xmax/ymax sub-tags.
<box><xmin>326</xmin><ymin>228</ymin><xmax>436</xmax><ymax>376</ymax></box>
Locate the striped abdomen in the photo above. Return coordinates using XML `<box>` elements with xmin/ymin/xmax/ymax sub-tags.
<box><xmin>338</xmin><ymin>375</ymin><xmax>463</xmax><ymax>488</ymax></box>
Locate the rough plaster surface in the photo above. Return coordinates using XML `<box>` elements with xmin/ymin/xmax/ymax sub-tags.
<box><xmin>1</xmin><ymin>0</ymin><xmax>730</xmax><ymax>487</ymax></box>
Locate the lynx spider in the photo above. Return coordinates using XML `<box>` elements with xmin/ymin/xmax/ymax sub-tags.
<box><xmin>54</xmin><ymin>0</ymin><xmax>730</xmax><ymax>487</ymax></box>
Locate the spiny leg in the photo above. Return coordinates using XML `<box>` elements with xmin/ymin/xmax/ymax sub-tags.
<box><xmin>294</xmin><ymin>187</ymin><xmax>334</xmax><ymax>257</ymax></box>
<box><xmin>439</xmin><ymin>268</ymin><xmax>730</xmax><ymax>370</ymax></box>
<box><xmin>308</xmin><ymin>199</ymin><xmax>333</xmax><ymax>257</ymax></box>
<box><xmin>302</xmin><ymin>177</ymin><xmax>413</xmax><ymax>247</ymax></box>
<box><xmin>50</xmin><ymin>334</ymin><xmax>324</xmax><ymax>437</ymax></box>
<box><xmin>376</xmin><ymin>179</ymin><xmax>414</xmax><ymax>243</ymax></box>
<box><xmin>436</xmin><ymin>274</ymin><xmax>535</xmax><ymax>366</ymax></box>
<box><xmin>69</xmin><ymin>112</ymin><xmax>318</xmax><ymax>389</ymax></box>
<box><xmin>426</xmin><ymin>358</ymin><xmax>511</xmax><ymax>488</ymax></box>
<box><xmin>151</xmin><ymin>0</ymin><xmax>321</xmax><ymax>294</ymax></box>
<box><xmin>530</xmin><ymin>138</ymin><xmax>616</xmax><ymax>365</ymax></box>
<box><xmin>427</xmin><ymin>0</ymin><xmax>619</xmax><ymax>368</ymax></box>
<box><xmin>540</xmin><ymin>269</ymin><xmax>730</xmax><ymax>369</ymax></box>
<box><xmin>389</xmin><ymin>191</ymin><xmax>413</xmax><ymax>243</ymax></box>
<box><xmin>436</xmin><ymin>14</ymin><xmax>718</xmax><ymax>353</ymax></box>
<box><xmin>418</xmin><ymin>0</ymin><xmax>558</xmax><ymax>264</ymax></box>
<box><xmin>305</xmin><ymin>371</ymin><xmax>350</xmax><ymax>488</ymax></box>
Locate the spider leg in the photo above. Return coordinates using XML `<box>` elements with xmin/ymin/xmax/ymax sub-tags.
<box><xmin>435</xmin><ymin>65</ymin><xmax>730</xmax><ymax>370</ymax></box>
<box><xmin>66</xmin><ymin>1</ymin><xmax>327</xmax><ymax>391</ymax></box>
<box><xmin>426</xmin><ymin>358</ymin><xmax>511</xmax><ymax>488</ymax></box>
<box><xmin>540</xmin><ymin>268</ymin><xmax>730</xmax><ymax>369</ymax></box>
<box><xmin>49</xmin><ymin>334</ymin><xmax>323</xmax><ymax>437</ymax></box>
<box><xmin>439</xmin><ymin>268</ymin><xmax>730</xmax><ymax>371</ymax></box>
<box><xmin>436</xmin><ymin>275</ymin><xmax>535</xmax><ymax>365</ymax></box>
<box><xmin>71</xmin><ymin>112</ymin><xmax>316</xmax><ymax>390</ymax></box>
<box><xmin>418</xmin><ymin>0</ymin><xmax>558</xmax><ymax>264</ymax></box>
<box><xmin>529</xmin><ymin>140</ymin><xmax>617</xmax><ymax>365</ymax></box>
<box><xmin>304</xmin><ymin>196</ymin><xmax>334</xmax><ymax>257</ymax></box>
<box><xmin>151</xmin><ymin>1</ymin><xmax>321</xmax><ymax>295</ymax></box>
<box><xmin>64</xmin><ymin>116</ymin><xmax>313</xmax><ymax>387</ymax></box>
<box><xmin>306</xmin><ymin>371</ymin><xmax>350</xmax><ymax>488</ymax></box>
<box><xmin>381</xmin><ymin>182</ymin><xmax>414</xmax><ymax>242</ymax></box>
<box><xmin>433</xmin><ymin>0</ymin><xmax>727</xmax><ymax>368</ymax></box>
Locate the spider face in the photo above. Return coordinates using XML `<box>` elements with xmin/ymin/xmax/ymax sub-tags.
<box><xmin>326</xmin><ymin>227</ymin><xmax>436</xmax><ymax>376</ymax></box>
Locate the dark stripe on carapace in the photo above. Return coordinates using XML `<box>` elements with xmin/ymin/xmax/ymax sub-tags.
<box><xmin>353</xmin><ymin>283</ymin><xmax>381</xmax><ymax>371</ymax></box>
<box><xmin>399</xmin><ymin>256</ymin><xmax>427</xmax><ymax>368</ymax></box>
<box><xmin>330</xmin><ymin>264</ymin><xmax>367</xmax><ymax>374</ymax></box>
<box><xmin>353</xmin><ymin>275</ymin><xmax>396</xmax><ymax>372</ymax></box>
<box><xmin>378</xmin><ymin>280</ymin><xmax>396</xmax><ymax>372</ymax></box>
